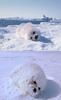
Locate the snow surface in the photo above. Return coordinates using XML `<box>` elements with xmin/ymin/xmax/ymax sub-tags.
<box><xmin>0</xmin><ymin>22</ymin><xmax>61</xmax><ymax>50</ymax></box>
<box><xmin>0</xmin><ymin>51</ymin><xmax>61</xmax><ymax>100</ymax></box>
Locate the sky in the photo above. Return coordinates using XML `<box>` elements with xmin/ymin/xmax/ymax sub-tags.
<box><xmin>0</xmin><ymin>0</ymin><xmax>61</xmax><ymax>18</ymax></box>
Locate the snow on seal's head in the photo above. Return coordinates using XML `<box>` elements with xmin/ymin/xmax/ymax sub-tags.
<box><xmin>16</xmin><ymin>23</ymin><xmax>41</xmax><ymax>41</ymax></box>
<box><xmin>10</xmin><ymin>62</ymin><xmax>47</xmax><ymax>97</ymax></box>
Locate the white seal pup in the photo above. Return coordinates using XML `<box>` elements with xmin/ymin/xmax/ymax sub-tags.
<box><xmin>10</xmin><ymin>62</ymin><xmax>47</xmax><ymax>97</ymax></box>
<box><xmin>16</xmin><ymin>23</ymin><xmax>41</xmax><ymax>41</ymax></box>
<box><xmin>0</xmin><ymin>62</ymin><xmax>47</xmax><ymax>100</ymax></box>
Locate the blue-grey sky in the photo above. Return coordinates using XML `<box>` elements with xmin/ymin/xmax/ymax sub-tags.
<box><xmin>0</xmin><ymin>0</ymin><xmax>61</xmax><ymax>18</ymax></box>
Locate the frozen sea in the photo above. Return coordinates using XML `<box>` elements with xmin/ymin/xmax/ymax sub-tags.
<box><xmin>0</xmin><ymin>22</ymin><xmax>61</xmax><ymax>51</ymax></box>
<box><xmin>0</xmin><ymin>51</ymin><xmax>61</xmax><ymax>100</ymax></box>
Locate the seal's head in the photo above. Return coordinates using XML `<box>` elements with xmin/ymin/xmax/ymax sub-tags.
<box><xmin>16</xmin><ymin>23</ymin><xmax>41</xmax><ymax>41</ymax></box>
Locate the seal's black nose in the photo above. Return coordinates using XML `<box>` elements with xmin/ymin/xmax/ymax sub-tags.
<box><xmin>33</xmin><ymin>31</ymin><xmax>36</xmax><ymax>34</ymax></box>
<box><xmin>35</xmin><ymin>35</ymin><xmax>38</xmax><ymax>39</ymax></box>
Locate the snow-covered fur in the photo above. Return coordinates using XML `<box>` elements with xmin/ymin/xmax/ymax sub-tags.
<box><xmin>10</xmin><ymin>62</ymin><xmax>47</xmax><ymax>97</ymax></box>
<box><xmin>16</xmin><ymin>23</ymin><xmax>41</xmax><ymax>41</ymax></box>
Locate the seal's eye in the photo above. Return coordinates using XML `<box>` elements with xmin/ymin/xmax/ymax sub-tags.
<box><xmin>33</xmin><ymin>31</ymin><xmax>35</xmax><ymax>34</ymax></box>
<box><xmin>35</xmin><ymin>35</ymin><xmax>38</xmax><ymax>39</ymax></box>
<box><xmin>33</xmin><ymin>81</ymin><xmax>37</xmax><ymax>84</ymax></box>
<box><xmin>33</xmin><ymin>88</ymin><xmax>37</xmax><ymax>93</ymax></box>
<box><xmin>38</xmin><ymin>87</ymin><xmax>41</xmax><ymax>90</ymax></box>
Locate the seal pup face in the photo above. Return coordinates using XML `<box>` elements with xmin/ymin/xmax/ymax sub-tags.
<box><xmin>26</xmin><ymin>72</ymin><xmax>46</xmax><ymax>97</ymax></box>
<box><xmin>29</xmin><ymin>29</ymin><xmax>40</xmax><ymax>41</ymax></box>
<box><xmin>26</xmin><ymin>75</ymin><xmax>41</xmax><ymax>97</ymax></box>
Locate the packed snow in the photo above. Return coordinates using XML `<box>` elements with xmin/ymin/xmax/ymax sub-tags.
<box><xmin>0</xmin><ymin>22</ymin><xmax>61</xmax><ymax>51</ymax></box>
<box><xmin>0</xmin><ymin>51</ymin><xmax>61</xmax><ymax>100</ymax></box>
